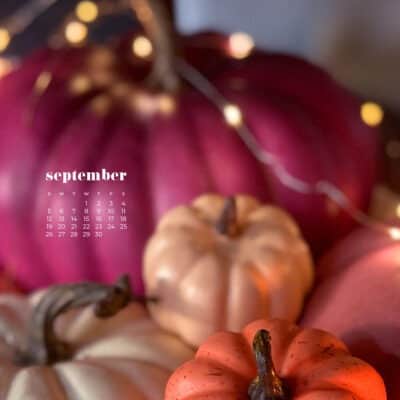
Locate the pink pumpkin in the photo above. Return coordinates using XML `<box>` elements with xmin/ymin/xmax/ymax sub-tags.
<box><xmin>0</xmin><ymin>6</ymin><xmax>378</xmax><ymax>294</ymax></box>
<box><xmin>302</xmin><ymin>226</ymin><xmax>400</xmax><ymax>399</ymax></box>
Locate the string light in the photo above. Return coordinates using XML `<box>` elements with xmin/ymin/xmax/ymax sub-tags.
<box><xmin>0</xmin><ymin>58</ymin><xmax>14</xmax><ymax>78</ymax></box>
<box><xmin>75</xmin><ymin>1</ymin><xmax>99</xmax><ymax>23</ymax></box>
<box><xmin>0</xmin><ymin>29</ymin><xmax>10</xmax><ymax>53</ymax></box>
<box><xmin>223</xmin><ymin>104</ymin><xmax>243</xmax><ymax>127</ymax></box>
<box><xmin>361</xmin><ymin>102</ymin><xmax>384</xmax><ymax>127</ymax></box>
<box><xmin>90</xmin><ymin>94</ymin><xmax>111</xmax><ymax>115</ymax></box>
<box><xmin>389</xmin><ymin>227</ymin><xmax>400</xmax><ymax>240</ymax></box>
<box><xmin>228</xmin><ymin>32</ymin><xmax>255</xmax><ymax>59</ymax></box>
<box><xmin>34</xmin><ymin>71</ymin><xmax>52</xmax><ymax>94</ymax></box>
<box><xmin>158</xmin><ymin>94</ymin><xmax>176</xmax><ymax>115</ymax></box>
<box><xmin>132</xmin><ymin>35</ymin><xmax>153</xmax><ymax>58</ymax></box>
<box><xmin>69</xmin><ymin>74</ymin><xmax>92</xmax><ymax>95</ymax></box>
<box><xmin>177</xmin><ymin>59</ymin><xmax>400</xmax><ymax>242</ymax></box>
<box><xmin>65</xmin><ymin>21</ymin><xmax>88</xmax><ymax>45</ymax></box>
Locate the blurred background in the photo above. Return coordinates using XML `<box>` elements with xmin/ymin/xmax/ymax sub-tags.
<box><xmin>0</xmin><ymin>0</ymin><xmax>398</xmax><ymax>190</ymax></box>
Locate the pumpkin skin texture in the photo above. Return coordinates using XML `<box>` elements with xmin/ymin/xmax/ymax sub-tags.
<box><xmin>145</xmin><ymin>194</ymin><xmax>313</xmax><ymax>347</ymax></box>
<box><xmin>0</xmin><ymin>292</ymin><xmax>194</xmax><ymax>399</ymax></box>
<box><xmin>301</xmin><ymin>226</ymin><xmax>400</xmax><ymax>399</ymax></box>
<box><xmin>0</xmin><ymin>32</ymin><xmax>377</xmax><ymax>294</ymax></box>
<box><xmin>165</xmin><ymin>319</ymin><xmax>387</xmax><ymax>400</ymax></box>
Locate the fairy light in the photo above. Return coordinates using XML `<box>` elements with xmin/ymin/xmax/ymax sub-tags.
<box><xmin>132</xmin><ymin>35</ymin><xmax>153</xmax><ymax>58</ymax></box>
<box><xmin>65</xmin><ymin>21</ymin><xmax>88</xmax><ymax>45</ymax></box>
<box><xmin>228</xmin><ymin>32</ymin><xmax>255</xmax><ymax>59</ymax></box>
<box><xmin>223</xmin><ymin>104</ymin><xmax>243</xmax><ymax>127</ymax></box>
<box><xmin>361</xmin><ymin>102</ymin><xmax>384</xmax><ymax>127</ymax></box>
<box><xmin>388</xmin><ymin>227</ymin><xmax>400</xmax><ymax>240</ymax></box>
<box><xmin>75</xmin><ymin>1</ymin><xmax>99</xmax><ymax>23</ymax></box>
<box><xmin>0</xmin><ymin>58</ymin><xmax>14</xmax><ymax>78</ymax></box>
<box><xmin>90</xmin><ymin>94</ymin><xmax>111</xmax><ymax>115</ymax></box>
<box><xmin>158</xmin><ymin>94</ymin><xmax>176</xmax><ymax>115</ymax></box>
<box><xmin>69</xmin><ymin>74</ymin><xmax>92</xmax><ymax>95</ymax></box>
<box><xmin>0</xmin><ymin>29</ymin><xmax>11</xmax><ymax>53</ymax></box>
<box><xmin>34</xmin><ymin>71</ymin><xmax>52</xmax><ymax>94</ymax></box>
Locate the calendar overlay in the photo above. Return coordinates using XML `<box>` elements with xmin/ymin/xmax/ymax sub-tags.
<box><xmin>45</xmin><ymin>190</ymin><xmax>128</xmax><ymax>239</ymax></box>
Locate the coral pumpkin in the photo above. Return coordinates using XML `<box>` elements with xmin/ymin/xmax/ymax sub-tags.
<box><xmin>145</xmin><ymin>194</ymin><xmax>313</xmax><ymax>347</ymax></box>
<box><xmin>302</xmin><ymin>225</ymin><xmax>400</xmax><ymax>399</ymax></box>
<box><xmin>166</xmin><ymin>319</ymin><xmax>387</xmax><ymax>400</ymax></box>
<box><xmin>0</xmin><ymin>0</ymin><xmax>377</xmax><ymax>294</ymax></box>
<box><xmin>0</xmin><ymin>276</ymin><xmax>193</xmax><ymax>399</ymax></box>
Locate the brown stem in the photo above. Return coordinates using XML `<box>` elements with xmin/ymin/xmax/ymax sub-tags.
<box><xmin>215</xmin><ymin>197</ymin><xmax>238</xmax><ymax>236</ymax></box>
<box><xmin>130</xmin><ymin>0</ymin><xmax>180</xmax><ymax>92</ymax></box>
<box><xmin>15</xmin><ymin>275</ymin><xmax>152</xmax><ymax>366</ymax></box>
<box><xmin>248</xmin><ymin>330</ymin><xmax>288</xmax><ymax>400</ymax></box>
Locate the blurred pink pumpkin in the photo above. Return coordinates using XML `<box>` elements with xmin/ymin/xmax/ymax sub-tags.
<box><xmin>302</xmin><ymin>225</ymin><xmax>400</xmax><ymax>399</ymax></box>
<box><xmin>0</xmin><ymin>1</ymin><xmax>378</xmax><ymax>294</ymax></box>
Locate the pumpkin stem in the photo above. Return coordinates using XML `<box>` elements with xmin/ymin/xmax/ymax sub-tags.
<box><xmin>15</xmin><ymin>275</ymin><xmax>155</xmax><ymax>366</ymax></box>
<box><xmin>215</xmin><ymin>197</ymin><xmax>238</xmax><ymax>236</ymax></box>
<box><xmin>130</xmin><ymin>0</ymin><xmax>180</xmax><ymax>93</ymax></box>
<box><xmin>248</xmin><ymin>330</ymin><xmax>288</xmax><ymax>400</ymax></box>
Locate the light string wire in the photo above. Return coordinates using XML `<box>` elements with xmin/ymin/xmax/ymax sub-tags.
<box><xmin>176</xmin><ymin>59</ymin><xmax>400</xmax><ymax>239</ymax></box>
<box><xmin>0</xmin><ymin>0</ymin><xmax>61</xmax><ymax>36</ymax></box>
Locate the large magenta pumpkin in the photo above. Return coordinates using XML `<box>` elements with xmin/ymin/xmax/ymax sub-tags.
<box><xmin>302</xmin><ymin>226</ymin><xmax>400</xmax><ymax>399</ymax></box>
<box><xmin>0</xmin><ymin>1</ymin><xmax>378</xmax><ymax>294</ymax></box>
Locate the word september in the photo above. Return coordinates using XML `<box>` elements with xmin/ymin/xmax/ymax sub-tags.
<box><xmin>46</xmin><ymin>169</ymin><xmax>127</xmax><ymax>184</ymax></box>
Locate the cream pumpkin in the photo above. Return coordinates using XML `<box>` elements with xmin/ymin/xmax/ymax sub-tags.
<box><xmin>0</xmin><ymin>276</ymin><xmax>194</xmax><ymax>400</ymax></box>
<box><xmin>144</xmin><ymin>194</ymin><xmax>314</xmax><ymax>347</ymax></box>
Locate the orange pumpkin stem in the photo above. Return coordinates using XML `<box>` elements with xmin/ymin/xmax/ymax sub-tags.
<box><xmin>215</xmin><ymin>197</ymin><xmax>238</xmax><ymax>236</ymax></box>
<box><xmin>248</xmin><ymin>330</ymin><xmax>288</xmax><ymax>400</ymax></box>
<box><xmin>15</xmin><ymin>275</ymin><xmax>155</xmax><ymax>366</ymax></box>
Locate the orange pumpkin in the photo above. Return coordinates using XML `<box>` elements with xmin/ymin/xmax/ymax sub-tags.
<box><xmin>145</xmin><ymin>194</ymin><xmax>313</xmax><ymax>347</ymax></box>
<box><xmin>165</xmin><ymin>319</ymin><xmax>387</xmax><ymax>400</ymax></box>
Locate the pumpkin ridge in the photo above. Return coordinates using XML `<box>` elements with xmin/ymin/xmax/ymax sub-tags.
<box><xmin>195</xmin><ymin>332</ymin><xmax>255</xmax><ymax>381</ymax></box>
<box><xmin>185</xmin><ymin>96</ymin><xmax>218</xmax><ymax>193</ymax></box>
<box><xmin>33</xmin><ymin>99</ymin><xmax>118</xmax><ymax>284</ymax></box>
<box><xmin>54</xmin><ymin>358</ymin><xmax>149</xmax><ymax>399</ymax></box>
<box><xmin>7</xmin><ymin>364</ymin><xmax>67</xmax><ymax>399</ymax></box>
<box><xmin>278</xmin><ymin>327</ymin><xmax>348</xmax><ymax>376</ymax></box>
<box><xmin>285</xmin><ymin>352</ymin><xmax>385</xmax><ymax>398</ymax></box>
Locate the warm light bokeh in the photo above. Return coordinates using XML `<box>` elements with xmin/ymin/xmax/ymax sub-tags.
<box><xmin>361</xmin><ymin>102</ymin><xmax>384</xmax><ymax>127</ymax></box>
<box><xmin>223</xmin><ymin>104</ymin><xmax>243</xmax><ymax>127</ymax></box>
<box><xmin>76</xmin><ymin>1</ymin><xmax>99</xmax><ymax>23</ymax></box>
<box><xmin>132</xmin><ymin>36</ymin><xmax>153</xmax><ymax>58</ymax></box>
<box><xmin>65</xmin><ymin>21</ymin><xmax>88</xmax><ymax>45</ymax></box>
<box><xmin>228</xmin><ymin>32</ymin><xmax>255</xmax><ymax>59</ymax></box>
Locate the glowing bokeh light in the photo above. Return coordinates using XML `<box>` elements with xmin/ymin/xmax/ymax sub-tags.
<box><xmin>223</xmin><ymin>104</ymin><xmax>243</xmax><ymax>127</ymax></box>
<box><xmin>0</xmin><ymin>29</ymin><xmax>10</xmax><ymax>52</ymax></box>
<box><xmin>65</xmin><ymin>21</ymin><xmax>88</xmax><ymax>45</ymax></box>
<box><xmin>389</xmin><ymin>227</ymin><xmax>400</xmax><ymax>240</ymax></box>
<box><xmin>132</xmin><ymin>35</ymin><xmax>153</xmax><ymax>58</ymax></box>
<box><xmin>76</xmin><ymin>1</ymin><xmax>99</xmax><ymax>23</ymax></box>
<box><xmin>0</xmin><ymin>58</ymin><xmax>13</xmax><ymax>78</ymax></box>
<box><xmin>228</xmin><ymin>32</ymin><xmax>255</xmax><ymax>59</ymax></box>
<box><xmin>361</xmin><ymin>102</ymin><xmax>384</xmax><ymax>127</ymax></box>
<box><xmin>69</xmin><ymin>74</ymin><xmax>92</xmax><ymax>95</ymax></box>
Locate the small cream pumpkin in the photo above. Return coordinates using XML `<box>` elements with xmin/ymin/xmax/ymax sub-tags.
<box><xmin>144</xmin><ymin>194</ymin><xmax>314</xmax><ymax>347</ymax></box>
<box><xmin>0</xmin><ymin>276</ymin><xmax>194</xmax><ymax>400</ymax></box>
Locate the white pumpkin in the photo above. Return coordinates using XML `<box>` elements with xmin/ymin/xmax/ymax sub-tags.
<box><xmin>144</xmin><ymin>194</ymin><xmax>314</xmax><ymax>347</ymax></box>
<box><xmin>0</xmin><ymin>277</ymin><xmax>194</xmax><ymax>400</ymax></box>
